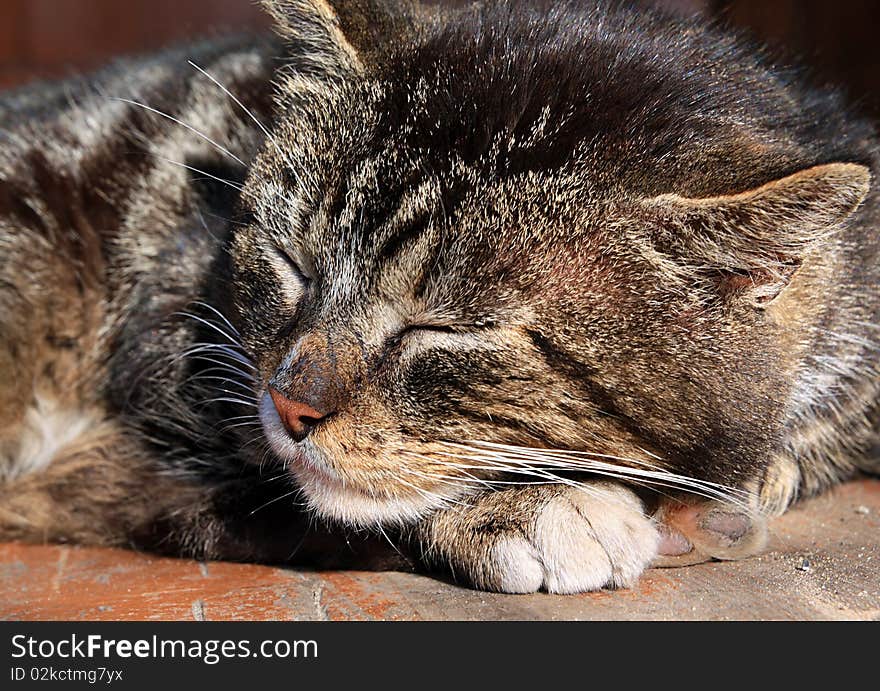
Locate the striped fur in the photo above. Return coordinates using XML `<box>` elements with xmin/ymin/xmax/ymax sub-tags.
<box><xmin>0</xmin><ymin>1</ymin><xmax>877</xmax><ymax>593</ymax></box>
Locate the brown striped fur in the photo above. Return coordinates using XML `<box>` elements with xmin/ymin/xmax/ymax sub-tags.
<box><xmin>0</xmin><ymin>1</ymin><xmax>877</xmax><ymax>593</ymax></box>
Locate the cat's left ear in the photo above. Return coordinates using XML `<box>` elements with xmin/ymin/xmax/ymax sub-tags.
<box><xmin>262</xmin><ymin>0</ymin><xmax>421</xmax><ymax>74</ymax></box>
<box><xmin>639</xmin><ymin>162</ymin><xmax>871</xmax><ymax>304</ymax></box>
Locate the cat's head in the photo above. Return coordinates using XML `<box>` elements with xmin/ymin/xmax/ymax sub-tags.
<box><xmin>227</xmin><ymin>0</ymin><xmax>872</xmax><ymax>526</ymax></box>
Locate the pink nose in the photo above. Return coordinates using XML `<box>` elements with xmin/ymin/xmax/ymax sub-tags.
<box><xmin>268</xmin><ymin>386</ymin><xmax>328</xmax><ymax>441</ymax></box>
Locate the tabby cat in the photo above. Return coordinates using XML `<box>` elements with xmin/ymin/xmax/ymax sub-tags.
<box><xmin>0</xmin><ymin>0</ymin><xmax>877</xmax><ymax>594</ymax></box>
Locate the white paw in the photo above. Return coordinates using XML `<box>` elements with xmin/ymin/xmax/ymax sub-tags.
<box><xmin>489</xmin><ymin>483</ymin><xmax>659</xmax><ymax>594</ymax></box>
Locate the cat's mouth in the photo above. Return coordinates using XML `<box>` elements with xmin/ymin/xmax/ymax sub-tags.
<box><xmin>257</xmin><ymin>391</ymin><xmax>458</xmax><ymax>526</ymax></box>
<box><xmin>258</xmin><ymin>391</ymin><xmax>341</xmax><ymax>481</ymax></box>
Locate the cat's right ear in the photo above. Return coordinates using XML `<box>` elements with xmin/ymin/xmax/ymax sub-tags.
<box><xmin>262</xmin><ymin>0</ymin><xmax>421</xmax><ymax>74</ymax></box>
<box><xmin>635</xmin><ymin>162</ymin><xmax>871</xmax><ymax>305</ymax></box>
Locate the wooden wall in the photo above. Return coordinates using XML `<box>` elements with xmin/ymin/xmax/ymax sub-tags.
<box><xmin>1</xmin><ymin>1</ymin><xmax>878</xmax><ymax>118</ymax></box>
<box><xmin>0</xmin><ymin>0</ymin><xmax>269</xmax><ymax>89</ymax></box>
<box><xmin>715</xmin><ymin>0</ymin><xmax>880</xmax><ymax>118</ymax></box>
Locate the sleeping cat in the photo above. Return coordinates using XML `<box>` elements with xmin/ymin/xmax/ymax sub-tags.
<box><xmin>0</xmin><ymin>0</ymin><xmax>877</xmax><ymax>594</ymax></box>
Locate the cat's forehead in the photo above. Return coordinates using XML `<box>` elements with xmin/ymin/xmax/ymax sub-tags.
<box><xmin>256</xmin><ymin>129</ymin><xmax>596</xmax><ymax>278</ymax></box>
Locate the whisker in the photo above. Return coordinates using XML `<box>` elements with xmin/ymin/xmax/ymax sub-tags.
<box><xmin>188</xmin><ymin>60</ymin><xmax>273</xmax><ymax>141</ymax></box>
<box><xmin>257</xmin><ymin>442</ymin><xmax>275</xmax><ymax>476</ymax></box>
<box><xmin>395</xmin><ymin>476</ymin><xmax>473</xmax><ymax>510</ymax></box>
<box><xmin>219</xmin><ymin>413</ymin><xmax>262</xmax><ymax>423</ymax></box>
<box><xmin>248</xmin><ymin>488</ymin><xmax>304</xmax><ymax>516</ymax></box>
<box><xmin>375</xmin><ymin>521</ymin><xmax>405</xmax><ymax>559</ymax></box>
<box><xmin>155</xmin><ymin>155</ymin><xmax>244</xmax><ymax>192</ymax></box>
<box><xmin>113</xmin><ymin>97</ymin><xmax>246</xmax><ymax>166</ymax></box>
<box><xmin>217</xmin><ymin>420</ymin><xmax>265</xmax><ymax>434</ymax></box>
<box><xmin>189</xmin><ymin>300</ymin><xmax>241</xmax><ymax>337</ymax></box>
<box><xmin>404</xmin><ymin>464</ymin><xmax>609</xmax><ymax>500</ymax></box>
<box><xmin>173</xmin><ymin>311</ymin><xmax>251</xmax><ymax>351</ymax></box>
<box><xmin>259</xmin><ymin>472</ymin><xmax>293</xmax><ymax>484</ymax></box>
<box><xmin>412</xmin><ymin>454</ymin><xmax>614</xmax><ymax>494</ymax></box>
<box><xmin>455</xmin><ymin>441</ymin><xmax>753</xmax><ymax>499</ymax></box>
<box><xmin>198</xmin><ymin>396</ymin><xmax>259</xmax><ymax>408</ymax></box>
<box><xmin>173</xmin><ymin>343</ymin><xmax>254</xmax><ymax>368</ymax></box>
<box><xmin>184</xmin><ymin>365</ymin><xmax>256</xmax><ymax>385</ymax></box>
<box><xmin>177</xmin><ymin>341</ymin><xmax>254</xmax><ymax>365</ymax></box>
<box><xmin>418</xmin><ymin>456</ymin><xmax>734</xmax><ymax>508</ymax></box>
<box><xmin>186</xmin><ymin>374</ymin><xmax>256</xmax><ymax>396</ymax></box>
<box><xmin>405</xmin><ymin>440</ymin><xmax>756</xmax><ymax>514</ymax></box>
<box><xmin>177</xmin><ymin>354</ymin><xmax>255</xmax><ymax>381</ymax></box>
<box><xmin>459</xmin><ymin>440</ymin><xmax>666</xmax><ymax>472</ymax></box>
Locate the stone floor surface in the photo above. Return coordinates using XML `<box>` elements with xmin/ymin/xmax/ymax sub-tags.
<box><xmin>1</xmin><ymin>479</ymin><xmax>877</xmax><ymax>621</ymax></box>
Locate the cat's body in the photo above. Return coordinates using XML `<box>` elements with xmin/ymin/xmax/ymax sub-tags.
<box><xmin>0</xmin><ymin>0</ymin><xmax>877</xmax><ymax>594</ymax></box>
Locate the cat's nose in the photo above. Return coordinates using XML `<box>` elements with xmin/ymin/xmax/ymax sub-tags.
<box><xmin>268</xmin><ymin>386</ymin><xmax>328</xmax><ymax>442</ymax></box>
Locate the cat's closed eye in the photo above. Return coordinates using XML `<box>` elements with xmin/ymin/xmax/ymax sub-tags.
<box><xmin>392</xmin><ymin>319</ymin><xmax>503</xmax><ymax>358</ymax></box>
<box><xmin>266</xmin><ymin>244</ymin><xmax>312</xmax><ymax>303</ymax></box>
<box><xmin>403</xmin><ymin>322</ymin><xmax>471</xmax><ymax>336</ymax></box>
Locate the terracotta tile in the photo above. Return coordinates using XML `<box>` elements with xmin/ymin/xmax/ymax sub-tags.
<box><xmin>1</xmin><ymin>480</ymin><xmax>878</xmax><ymax>621</ymax></box>
<box><xmin>22</xmin><ymin>0</ymin><xmax>267</xmax><ymax>75</ymax></box>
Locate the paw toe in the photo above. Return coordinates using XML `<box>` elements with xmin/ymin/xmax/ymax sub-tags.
<box><xmin>489</xmin><ymin>536</ymin><xmax>544</xmax><ymax>593</ymax></box>
<box><xmin>535</xmin><ymin>484</ymin><xmax>659</xmax><ymax>594</ymax></box>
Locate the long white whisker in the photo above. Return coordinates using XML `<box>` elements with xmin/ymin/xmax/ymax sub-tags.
<box><xmin>460</xmin><ymin>440</ymin><xmax>665</xmax><ymax>472</ymax></box>
<box><xmin>248</xmin><ymin>488</ymin><xmax>304</xmax><ymax>516</ymax></box>
<box><xmin>395</xmin><ymin>476</ymin><xmax>473</xmax><ymax>510</ymax></box>
<box><xmin>188</xmin><ymin>60</ymin><xmax>273</xmax><ymax>141</ymax></box>
<box><xmin>411</xmin><ymin>442</ymin><xmax>755</xmax><ymax>513</ymax></box>
<box><xmin>375</xmin><ymin>521</ymin><xmax>405</xmax><ymax>558</ymax></box>
<box><xmin>182</xmin><ymin>347</ymin><xmax>256</xmax><ymax>373</ymax></box>
<box><xmin>155</xmin><ymin>155</ymin><xmax>244</xmax><ymax>192</ymax></box>
<box><xmin>175</xmin><ymin>343</ymin><xmax>256</xmax><ymax>373</ymax></box>
<box><xmin>188</xmin><ymin>374</ymin><xmax>256</xmax><ymax>395</ymax></box>
<box><xmin>177</xmin><ymin>354</ymin><xmax>255</xmax><ymax>380</ymax></box>
<box><xmin>189</xmin><ymin>300</ymin><xmax>241</xmax><ymax>336</ymax></box>
<box><xmin>452</xmin><ymin>441</ymin><xmax>752</xmax><ymax>499</ymax></box>
<box><xmin>173</xmin><ymin>311</ymin><xmax>247</xmax><ymax>349</ymax></box>
<box><xmin>185</xmin><ymin>365</ymin><xmax>256</xmax><ymax>385</ymax></box>
<box><xmin>180</xmin><ymin>345</ymin><xmax>256</xmax><ymax>374</ymax></box>
<box><xmin>199</xmin><ymin>396</ymin><xmax>259</xmax><ymax>408</ymax></box>
<box><xmin>417</xmin><ymin>456</ymin><xmax>734</xmax><ymax>507</ymax></box>
<box><xmin>113</xmin><ymin>97</ymin><xmax>246</xmax><ymax>166</ymax></box>
<box><xmin>215</xmin><ymin>413</ymin><xmax>261</xmax><ymax>424</ymax></box>
<box><xmin>218</xmin><ymin>420</ymin><xmax>264</xmax><ymax>432</ymax></box>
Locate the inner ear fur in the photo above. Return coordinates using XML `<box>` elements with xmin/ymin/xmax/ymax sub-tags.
<box><xmin>641</xmin><ymin>162</ymin><xmax>871</xmax><ymax>303</ymax></box>
<box><xmin>262</xmin><ymin>0</ymin><xmax>421</xmax><ymax>73</ymax></box>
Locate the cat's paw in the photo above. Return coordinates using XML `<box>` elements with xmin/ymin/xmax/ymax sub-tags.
<box><xmin>652</xmin><ymin>497</ymin><xmax>768</xmax><ymax>567</ymax></box>
<box><xmin>491</xmin><ymin>483</ymin><xmax>659</xmax><ymax>594</ymax></box>
<box><xmin>419</xmin><ymin>482</ymin><xmax>659</xmax><ymax>594</ymax></box>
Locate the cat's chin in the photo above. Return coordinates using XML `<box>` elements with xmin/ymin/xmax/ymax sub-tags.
<box><xmin>289</xmin><ymin>460</ymin><xmax>445</xmax><ymax>528</ymax></box>
<box><xmin>257</xmin><ymin>392</ymin><xmax>450</xmax><ymax>527</ymax></box>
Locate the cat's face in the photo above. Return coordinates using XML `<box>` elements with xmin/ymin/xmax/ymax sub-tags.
<box><xmin>226</xmin><ymin>0</ymin><xmax>870</xmax><ymax>526</ymax></box>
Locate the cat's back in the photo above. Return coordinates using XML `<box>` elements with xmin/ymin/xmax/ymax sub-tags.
<box><xmin>0</xmin><ymin>35</ymin><xmax>278</xmax><ymax>170</ymax></box>
<box><xmin>0</xmin><ymin>34</ymin><xmax>279</xmax><ymax>485</ymax></box>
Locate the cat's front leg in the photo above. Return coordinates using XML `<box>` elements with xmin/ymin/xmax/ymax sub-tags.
<box><xmin>410</xmin><ymin>482</ymin><xmax>661</xmax><ymax>594</ymax></box>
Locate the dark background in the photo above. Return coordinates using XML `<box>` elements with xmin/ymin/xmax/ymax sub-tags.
<box><xmin>1</xmin><ymin>1</ymin><xmax>879</xmax><ymax>119</ymax></box>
